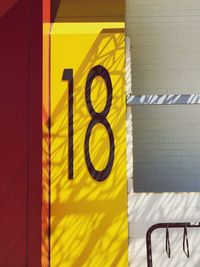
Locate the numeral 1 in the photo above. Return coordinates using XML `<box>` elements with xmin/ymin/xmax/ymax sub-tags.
<box><xmin>62</xmin><ymin>69</ymin><xmax>74</xmax><ymax>179</ymax></box>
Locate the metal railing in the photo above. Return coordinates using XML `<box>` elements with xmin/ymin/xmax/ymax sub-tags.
<box><xmin>146</xmin><ymin>222</ymin><xmax>200</xmax><ymax>267</ymax></box>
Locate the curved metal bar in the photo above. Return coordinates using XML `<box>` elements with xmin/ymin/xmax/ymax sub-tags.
<box><xmin>166</xmin><ymin>227</ymin><xmax>171</xmax><ymax>258</ymax></box>
<box><xmin>183</xmin><ymin>226</ymin><xmax>190</xmax><ymax>258</ymax></box>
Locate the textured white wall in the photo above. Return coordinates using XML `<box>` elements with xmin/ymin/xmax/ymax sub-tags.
<box><xmin>128</xmin><ymin>193</ymin><xmax>200</xmax><ymax>267</ymax></box>
<box><xmin>125</xmin><ymin>0</ymin><xmax>200</xmax><ymax>266</ymax></box>
<box><xmin>126</xmin><ymin>0</ymin><xmax>200</xmax><ymax>95</ymax></box>
<box><xmin>126</xmin><ymin>36</ymin><xmax>134</xmax><ymax>193</ymax></box>
<box><xmin>132</xmin><ymin>105</ymin><xmax>200</xmax><ymax>192</ymax></box>
<box><xmin>126</xmin><ymin>0</ymin><xmax>200</xmax><ymax>192</ymax></box>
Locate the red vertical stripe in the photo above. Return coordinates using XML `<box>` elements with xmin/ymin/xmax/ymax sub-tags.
<box><xmin>43</xmin><ymin>0</ymin><xmax>50</xmax><ymax>23</ymax></box>
<box><xmin>0</xmin><ymin>0</ymin><xmax>42</xmax><ymax>266</ymax></box>
<box><xmin>27</xmin><ymin>0</ymin><xmax>42</xmax><ymax>266</ymax></box>
<box><xmin>0</xmin><ymin>1</ymin><xmax>28</xmax><ymax>266</ymax></box>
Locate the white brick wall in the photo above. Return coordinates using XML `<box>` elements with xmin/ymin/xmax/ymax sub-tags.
<box><xmin>132</xmin><ymin>105</ymin><xmax>200</xmax><ymax>192</ymax></box>
<box><xmin>126</xmin><ymin>0</ymin><xmax>200</xmax><ymax>95</ymax></box>
<box><xmin>126</xmin><ymin>0</ymin><xmax>200</xmax><ymax>192</ymax></box>
<box><xmin>125</xmin><ymin>0</ymin><xmax>200</xmax><ymax>266</ymax></box>
<box><xmin>128</xmin><ymin>193</ymin><xmax>200</xmax><ymax>267</ymax></box>
<box><xmin>126</xmin><ymin>36</ymin><xmax>134</xmax><ymax>193</ymax></box>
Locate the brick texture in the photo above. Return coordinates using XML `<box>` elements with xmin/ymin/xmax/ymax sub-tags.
<box><xmin>125</xmin><ymin>1</ymin><xmax>200</xmax><ymax>266</ymax></box>
<box><xmin>126</xmin><ymin>0</ymin><xmax>200</xmax><ymax>95</ymax></box>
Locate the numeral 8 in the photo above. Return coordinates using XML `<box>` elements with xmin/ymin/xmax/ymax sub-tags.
<box><xmin>84</xmin><ymin>65</ymin><xmax>115</xmax><ymax>182</ymax></box>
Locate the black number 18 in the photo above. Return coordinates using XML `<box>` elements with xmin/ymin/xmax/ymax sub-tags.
<box><xmin>62</xmin><ymin>65</ymin><xmax>115</xmax><ymax>182</ymax></box>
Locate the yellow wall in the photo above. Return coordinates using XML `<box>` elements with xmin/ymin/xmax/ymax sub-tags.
<box><xmin>50</xmin><ymin>22</ymin><xmax>128</xmax><ymax>267</ymax></box>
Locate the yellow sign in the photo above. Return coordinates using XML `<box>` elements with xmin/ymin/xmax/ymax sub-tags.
<box><xmin>50</xmin><ymin>22</ymin><xmax>128</xmax><ymax>267</ymax></box>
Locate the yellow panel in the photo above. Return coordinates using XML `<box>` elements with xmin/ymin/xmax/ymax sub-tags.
<box><xmin>51</xmin><ymin>22</ymin><xmax>128</xmax><ymax>267</ymax></box>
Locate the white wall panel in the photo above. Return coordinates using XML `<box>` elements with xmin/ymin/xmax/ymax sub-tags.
<box><xmin>126</xmin><ymin>0</ymin><xmax>200</xmax><ymax>266</ymax></box>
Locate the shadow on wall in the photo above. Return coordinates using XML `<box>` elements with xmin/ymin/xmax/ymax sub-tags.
<box><xmin>128</xmin><ymin>193</ymin><xmax>200</xmax><ymax>267</ymax></box>
<box><xmin>50</xmin><ymin>28</ymin><xmax>128</xmax><ymax>267</ymax></box>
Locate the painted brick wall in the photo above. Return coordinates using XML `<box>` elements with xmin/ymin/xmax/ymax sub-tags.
<box><xmin>126</xmin><ymin>0</ymin><xmax>200</xmax><ymax>192</ymax></box>
<box><xmin>126</xmin><ymin>0</ymin><xmax>200</xmax><ymax>95</ymax></box>
<box><xmin>132</xmin><ymin>105</ymin><xmax>200</xmax><ymax>192</ymax></box>
<box><xmin>126</xmin><ymin>37</ymin><xmax>134</xmax><ymax>192</ymax></box>
<box><xmin>128</xmin><ymin>193</ymin><xmax>200</xmax><ymax>267</ymax></box>
<box><xmin>125</xmin><ymin>1</ymin><xmax>200</xmax><ymax>266</ymax></box>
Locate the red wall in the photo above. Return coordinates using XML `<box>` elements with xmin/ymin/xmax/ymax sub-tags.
<box><xmin>0</xmin><ymin>0</ymin><xmax>42</xmax><ymax>266</ymax></box>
